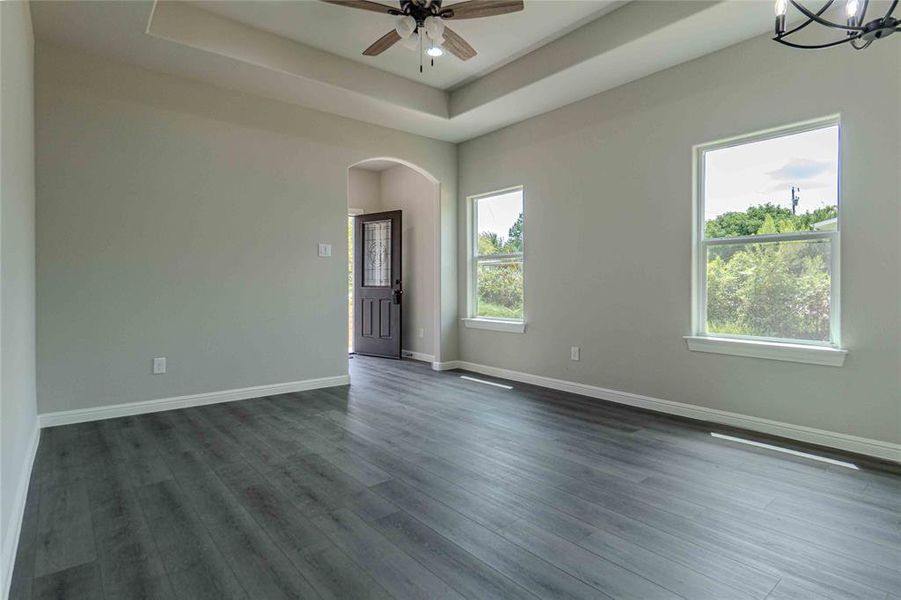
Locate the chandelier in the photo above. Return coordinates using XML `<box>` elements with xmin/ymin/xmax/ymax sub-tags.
<box><xmin>774</xmin><ymin>0</ymin><xmax>899</xmax><ymax>49</ymax></box>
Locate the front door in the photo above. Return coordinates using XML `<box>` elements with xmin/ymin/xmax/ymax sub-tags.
<box><xmin>353</xmin><ymin>210</ymin><xmax>402</xmax><ymax>358</ymax></box>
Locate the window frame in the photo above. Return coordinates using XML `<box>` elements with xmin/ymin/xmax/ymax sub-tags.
<box><xmin>465</xmin><ymin>186</ymin><xmax>525</xmax><ymax>331</ymax></box>
<box><xmin>689</xmin><ymin>116</ymin><xmax>846</xmax><ymax>363</ymax></box>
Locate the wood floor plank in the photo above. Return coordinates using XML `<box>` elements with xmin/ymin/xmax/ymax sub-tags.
<box><xmin>161</xmin><ymin>449</ymin><xmax>322</xmax><ymax>599</ymax></box>
<box><xmin>495</xmin><ymin>517</ymin><xmax>682</xmax><ymax>600</ymax></box>
<box><xmin>370</xmin><ymin>479</ymin><xmax>613</xmax><ymax>600</ymax></box>
<box><xmin>34</xmin><ymin>478</ymin><xmax>96</xmax><ymax>578</ymax></box>
<box><xmin>299</xmin><ymin>545</ymin><xmax>395</xmax><ymax>600</ymax></box>
<box><xmin>372</xmin><ymin>509</ymin><xmax>541</xmax><ymax>600</ymax></box>
<box><xmin>312</xmin><ymin>507</ymin><xmax>466</xmax><ymax>600</ymax></box>
<box><xmin>87</xmin><ymin>477</ymin><xmax>173</xmax><ymax>599</ymax></box>
<box><xmin>32</xmin><ymin>562</ymin><xmax>104</xmax><ymax>600</ymax></box>
<box><xmin>498</xmin><ymin>480</ymin><xmax>781</xmax><ymax>599</ymax></box>
<box><xmin>764</xmin><ymin>577</ymin><xmax>834</xmax><ymax>600</ymax></box>
<box><xmin>137</xmin><ymin>480</ymin><xmax>248</xmax><ymax>600</ymax></box>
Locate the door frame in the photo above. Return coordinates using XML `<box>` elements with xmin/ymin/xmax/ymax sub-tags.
<box><xmin>346</xmin><ymin>158</ymin><xmax>442</xmax><ymax>365</ymax></box>
<box><xmin>348</xmin><ymin>208</ymin><xmax>364</xmax><ymax>354</ymax></box>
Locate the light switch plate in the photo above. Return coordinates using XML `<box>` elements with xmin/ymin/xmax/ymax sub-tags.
<box><xmin>571</xmin><ymin>346</ymin><xmax>580</xmax><ymax>361</ymax></box>
<box><xmin>318</xmin><ymin>243</ymin><xmax>332</xmax><ymax>257</ymax></box>
<box><xmin>152</xmin><ymin>357</ymin><xmax>167</xmax><ymax>374</ymax></box>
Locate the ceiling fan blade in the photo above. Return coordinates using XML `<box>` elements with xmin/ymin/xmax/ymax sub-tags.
<box><xmin>440</xmin><ymin>0</ymin><xmax>523</xmax><ymax>19</ymax></box>
<box><xmin>363</xmin><ymin>29</ymin><xmax>402</xmax><ymax>55</ymax></box>
<box><xmin>442</xmin><ymin>26</ymin><xmax>477</xmax><ymax>60</ymax></box>
<box><xmin>320</xmin><ymin>0</ymin><xmax>401</xmax><ymax>15</ymax></box>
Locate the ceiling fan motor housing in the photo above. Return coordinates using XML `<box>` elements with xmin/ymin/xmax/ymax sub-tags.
<box><xmin>400</xmin><ymin>0</ymin><xmax>447</xmax><ymax>27</ymax></box>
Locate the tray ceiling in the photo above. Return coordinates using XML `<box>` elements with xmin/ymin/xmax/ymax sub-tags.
<box><xmin>191</xmin><ymin>0</ymin><xmax>623</xmax><ymax>90</ymax></box>
<box><xmin>31</xmin><ymin>1</ymin><xmax>775</xmax><ymax>142</ymax></box>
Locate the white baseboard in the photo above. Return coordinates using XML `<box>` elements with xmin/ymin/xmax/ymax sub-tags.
<box><xmin>431</xmin><ymin>360</ymin><xmax>461</xmax><ymax>371</ymax></box>
<box><xmin>454</xmin><ymin>361</ymin><xmax>901</xmax><ymax>464</ymax></box>
<box><xmin>38</xmin><ymin>375</ymin><xmax>350</xmax><ymax>428</ymax></box>
<box><xmin>401</xmin><ymin>350</ymin><xmax>436</xmax><ymax>364</ymax></box>
<box><xmin>1</xmin><ymin>425</ymin><xmax>40</xmax><ymax>600</ymax></box>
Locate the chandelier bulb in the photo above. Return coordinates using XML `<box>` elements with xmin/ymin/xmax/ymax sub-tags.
<box><xmin>774</xmin><ymin>0</ymin><xmax>787</xmax><ymax>35</ymax></box>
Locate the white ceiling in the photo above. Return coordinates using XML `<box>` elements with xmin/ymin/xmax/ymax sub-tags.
<box><xmin>191</xmin><ymin>0</ymin><xmax>623</xmax><ymax>90</ymax></box>
<box><xmin>30</xmin><ymin>1</ymin><xmax>776</xmax><ymax>143</ymax></box>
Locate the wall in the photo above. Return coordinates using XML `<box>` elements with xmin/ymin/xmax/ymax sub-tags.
<box><xmin>347</xmin><ymin>169</ymin><xmax>381</xmax><ymax>213</ymax></box>
<box><xmin>380</xmin><ymin>165</ymin><xmax>438</xmax><ymax>357</ymax></box>
<box><xmin>457</xmin><ymin>33</ymin><xmax>901</xmax><ymax>446</ymax></box>
<box><xmin>35</xmin><ymin>43</ymin><xmax>457</xmax><ymax>415</ymax></box>
<box><xmin>0</xmin><ymin>1</ymin><xmax>38</xmax><ymax>593</ymax></box>
<box><xmin>347</xmin><ymin>165</ymin><xmax>438</xmax><ymax>358</ymax></box>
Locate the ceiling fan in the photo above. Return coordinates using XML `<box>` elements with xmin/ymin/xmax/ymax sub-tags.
<box><xmin>321</xmin><ymin>0</ymin><xmax>524</xmax><ymax>67</ymax></box>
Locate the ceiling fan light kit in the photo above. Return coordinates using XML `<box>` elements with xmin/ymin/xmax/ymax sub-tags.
<box><xmin>400</xmin><ymin>31</ymin><xmax>420</xmax><ymax>50</ymax></box>
<box><xmin>773</xmin><ymin>0</ymin><xmax>899</xmax><ymax>50</ymax></box>
<box><xmin>322</xmin><ymin>0</ymin><xmax>523</xmax><ymax>72</ymax></box>
<box><xmin>395</xmin><ymin>15</ymin><xmax>417</xmax><ymax>38</ymax></box>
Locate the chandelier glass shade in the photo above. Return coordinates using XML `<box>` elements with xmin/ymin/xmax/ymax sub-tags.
<box><xmin>774</xmin><ymin>0</ymin><xmax>899</xmax><ymax>49</ymax></box>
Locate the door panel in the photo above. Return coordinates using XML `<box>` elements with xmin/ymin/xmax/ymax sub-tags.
<box><xmin>379</xmin><ymin>299</ymin><xmax>392</xmax><ymax>338</ymax></box>
<box><xmin>361</xmin><ymin>298</ymin><xmax>373</xmax><ymax>337</ymax></box>
<box><xmin>354</xmin><ymin>210</ymin><xmax>402</xmax><ymax>358</ymax></box>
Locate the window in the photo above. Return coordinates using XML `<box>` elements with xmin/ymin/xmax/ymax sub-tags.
<box><xmin>689</xmin><ymin>118</ymin><xmax>847</xmax><ymax>365</ymax></box>
<box><xmin>466</xmin><ymin>188</ymin><xmax>524</xmax><ymax>331</ymax></box>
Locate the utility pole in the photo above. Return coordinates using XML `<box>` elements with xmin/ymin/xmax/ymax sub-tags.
<box><xmin>791</xmin><ymin>186</ymin><xmax>800</xmax><ymax>215</ymax></box>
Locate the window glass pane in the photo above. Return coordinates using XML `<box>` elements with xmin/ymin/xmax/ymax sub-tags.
<box><xmin>476</xmin><ymin>190</ymin><xmax>523</xmax><ymax>255</ymax></box>
<box><xmin>477</xmin><ymin>259</ymin><xmax>523</xmax><ymax>320</ymax></box>
<box><xmin>363</xmin><ymin>220</ymin><xmax>391</xmax><ymax>287</ymax></box>
<box><xmin>706</xmin><ymin>238</ymin><xmax>831</xmax><ymax>342</ymax></box>
<box><xmin>704</xmin><ymin>125</ymin><xmax>838</xmax><ymax>239</ymax></box>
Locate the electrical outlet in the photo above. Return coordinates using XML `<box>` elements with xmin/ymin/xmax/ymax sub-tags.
<box><xmin>570</xmin><ymin>346</ymin><xmax>580</xmax><ymax>361</ymax></box>
<box><xmin>152</xmin><ymin>357</ymin><xmax>167</xmax><ymax>374</ymax></box>
<box><xmin>417</xmin><ymin>328</ymin><xmax>425</xmax><ymax>338</ymax></box>
<box><xmin>318</xmin><ymin>243</ymin><xmax>332</xmax><ymax>257</ymax></box>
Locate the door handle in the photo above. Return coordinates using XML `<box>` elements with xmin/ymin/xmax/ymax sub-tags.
<box><xmin>393</xmin><ymin>288</ymin><xmax>403</xmax><ymax>305</ymax></box>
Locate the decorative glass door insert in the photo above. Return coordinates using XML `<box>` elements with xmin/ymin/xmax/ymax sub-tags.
<box><xmin>363</xmin><ymin>220</ymin><xmax>392</xmax><ymax>287</ymax></box>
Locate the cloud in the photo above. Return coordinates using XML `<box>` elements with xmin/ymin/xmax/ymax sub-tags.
<box><xmin>767</xmin><ymin>158</ymin><xmax>834</xmax><ymax>183</ymax></box>
<box><xmin>764</xmin><ymin>178</ymin><xmax>833</xmax><ymax>193</ymax></box>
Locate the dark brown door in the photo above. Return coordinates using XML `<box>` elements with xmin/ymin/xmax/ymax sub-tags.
<box><xmin>354</xmin><ymin>210</ymin><xmax>402</xmax><ymax>358</ymax></box>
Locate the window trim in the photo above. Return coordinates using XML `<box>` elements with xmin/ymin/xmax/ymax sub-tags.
<box><xmin>690</xmin><ymin>116</ymin><xmax>846</xmax><ymax>364</ymax></box>
<box><xmin>466</xmin><ymin>186</ymin><xmax>525</xmax><ymax>328</ymax></box>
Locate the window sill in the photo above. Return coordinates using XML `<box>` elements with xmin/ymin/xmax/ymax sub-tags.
<box><xmin>684</xmin><ymin>336</ymin><xmax>847</xmax><ymax>367</ymax></box>
<box><xmin>462</xmin><ymin>318</ymin><xmax>526</xmax><ymax>334</ymax></box>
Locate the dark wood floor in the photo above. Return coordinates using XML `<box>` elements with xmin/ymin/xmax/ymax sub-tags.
<box><xmin>9</xmin><ymin>356</ymin><xmax>901</xmax><ymax>599</ymax></box>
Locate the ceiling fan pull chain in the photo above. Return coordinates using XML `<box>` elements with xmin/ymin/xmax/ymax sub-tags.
<box><xmin>419</xmin><ymin>30</ymin><xmax>423</xmax><ymax>73</ymax></box>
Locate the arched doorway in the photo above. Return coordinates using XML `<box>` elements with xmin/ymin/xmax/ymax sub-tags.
<box><xmin>346</xmin><ymin>158</ymin><xmax>442</xmax><ymax>365</ymax></box>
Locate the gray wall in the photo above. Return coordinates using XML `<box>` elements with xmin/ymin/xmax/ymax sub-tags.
<box><xmin>347</xmin><ymin>169</ymin><xmax>381</xmax><ymax>213</ymax></box>
<box><xmin>380</xmin><ymin>165</ymin><xmax>438</xmax><ymax>358</ymax></box>
<box><xmin>1</xmin><ymin>0</ymin><xmax>38</xmax><ymax>585</ymax></box>
<box><xmin>35</xmin><ymin>43</ymin><xmax>457</xmax><ymax>414</ymax></box>
<box><xmin>457</xmin><ymin>33</ymin><xmax>901</xmax><ymax>445</ymax></box>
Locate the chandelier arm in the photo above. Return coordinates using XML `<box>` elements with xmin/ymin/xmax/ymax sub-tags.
<box><xmin>788</xmin><ymin>0</ymin><xmax>866</xmax><ymax>31</ymax></box>
<box><xmin>779</xmin><ymin>0</ymin><xmax>835</xmax><ymax>38</ymax></box>
<box><xmin>773</xmin><ymin>34</ymin><xmax>857</xmax><ymax>49</ymax></box>
<box><xmin>886</xmin><ymin>0</ymin><xmax>899</xmax><ymax>17</ymax></box>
